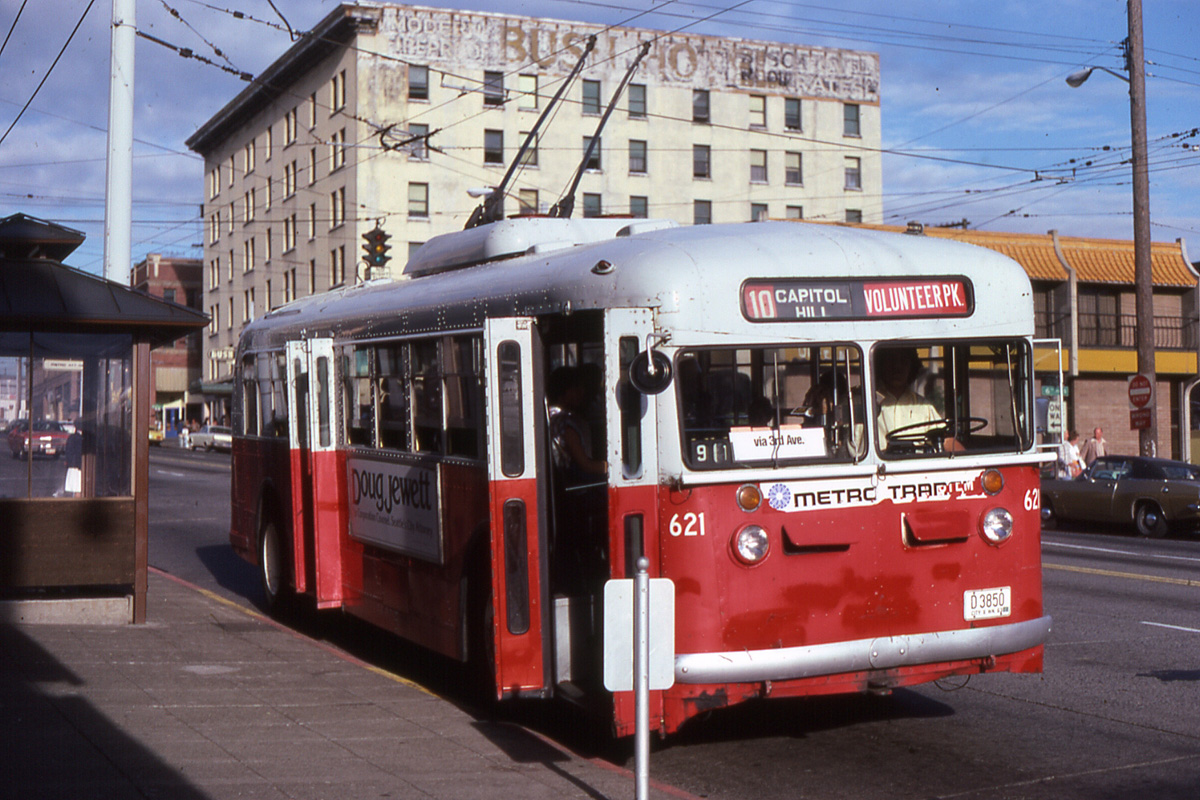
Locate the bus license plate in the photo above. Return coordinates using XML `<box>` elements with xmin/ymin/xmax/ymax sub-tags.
<box><xmin>964</xmin><ymin>586</ymin><xmax>1011</xmax><ymax>621</ymax></box>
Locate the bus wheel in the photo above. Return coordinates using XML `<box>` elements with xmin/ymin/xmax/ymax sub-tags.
<box><xmin>1040</xmin><ymin>500</ymin><xmax>1057</xmax><ymax>531</ymax></box>
<box><xmin>259</xmin><ymin>519</ymin><xmax>294</xmax><ymax>616</ymax></box>
<box><xmin>1134</xmin><ymin>502</ymin><xmax>1167</xmax><ymax>538</ymax></box>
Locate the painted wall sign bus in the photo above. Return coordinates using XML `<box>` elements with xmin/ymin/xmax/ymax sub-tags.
<box><xmin>742</xmin><ymin>277</ymin><xmax>973</xmax><ymax>321</ymax></box>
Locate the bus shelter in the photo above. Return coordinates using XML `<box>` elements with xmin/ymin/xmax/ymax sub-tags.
<box><xmin>0</xmin><ymin>214</ymin><xmax>208</xmax><ymax>624</ymax></box>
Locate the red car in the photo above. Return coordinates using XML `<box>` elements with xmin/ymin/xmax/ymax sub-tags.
<box><xmin>7</xmin><ymin>419</ymin><xmax>70</xmax><ymax>458</ymax></box>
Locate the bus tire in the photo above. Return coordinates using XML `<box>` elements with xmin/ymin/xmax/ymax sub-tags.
<box><xmin>1040</xmin><ymin>500</ymin><xmax>1057</xmax><ymax>531</ymax></box>
<box><xmin>259</xmin><ymin>518</ymin><xmax>294</xmax><ymax>617</ymax></box>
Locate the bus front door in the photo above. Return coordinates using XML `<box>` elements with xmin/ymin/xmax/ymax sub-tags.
<box><xmin>285</xmin><ymin>338</ymin><xmax>344</xmax><ymax>607</ymax></box>
<box><xmin>483</xmin><ymin>318</ymin><xmax>550</xmax><ymax>698</ymax></box>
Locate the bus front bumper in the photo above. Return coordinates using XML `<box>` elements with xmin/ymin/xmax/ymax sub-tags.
<box><xmin>674</xmin><ymin>615</ymin><xmax>1052</xmax><ymax>684</ymax></box>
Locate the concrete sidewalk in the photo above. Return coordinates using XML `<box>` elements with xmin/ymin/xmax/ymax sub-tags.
<box><xmin>0</xmin><ymin>570</ymin><xmax>687</xmax><ymax>800</ymax></box>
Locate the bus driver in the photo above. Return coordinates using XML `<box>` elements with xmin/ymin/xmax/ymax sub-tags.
<box><xmin>875</xmin><ymin>346</ymin><xmax>941</xmax><ymax>448</ymax></box>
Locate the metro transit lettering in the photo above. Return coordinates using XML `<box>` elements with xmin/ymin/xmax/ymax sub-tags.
<box><xmin>792</xmin><ymin>486</ymin><xmax>877</xmax><ymax>508</ymax></box>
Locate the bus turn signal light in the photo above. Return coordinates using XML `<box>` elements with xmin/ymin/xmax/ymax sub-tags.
<box><xmin>736</xmin><ymin>483</ymin><xmax>762</xmax><ymax>512</ymax></box>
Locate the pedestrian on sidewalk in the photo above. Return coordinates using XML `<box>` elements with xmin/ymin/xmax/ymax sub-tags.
<box><xmin>1080</xmin><ymin>426</ymin><xmax>1106</xmax><ymax>465</ymax></box>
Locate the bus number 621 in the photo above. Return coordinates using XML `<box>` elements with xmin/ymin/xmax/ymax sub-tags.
<box><xmin>670</xmin><ymin>512</ymin><xmax>707</xmax><ymax>537</ymax></box>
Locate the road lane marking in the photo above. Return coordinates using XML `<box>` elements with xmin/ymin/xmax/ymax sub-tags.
<box><xmin>1044</xmin><ymin>562</ymin><xmax>1200</xmax><ymax>587</ymax></box>
<box><xmin>1044</xmin><ymin>540</ymin><xmax>1200</xmax><ymax>564</ymax></box>
<box><xmin>154</xmin><ymin>469</ymin><xmax>186</xmax><ymax>477</ymax></box>
<box><xmin>1141</xmin><ymin>621</ymin><xmax>1200</xmax><ymax>634</ymax></box>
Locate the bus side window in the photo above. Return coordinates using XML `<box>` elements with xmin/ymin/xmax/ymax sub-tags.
<box><xmin>271</xmin><ymin>352</ymin><xmax>288</xmax><ymax>438</ymax></box>
<box><xmin>344</xmin><ymin>345</ymin><xmax>374</xmax><ymax>446</ymax></box>
<box><xmin>240</xmin><ymin>355</ymin><xmax>259</xmax><ymax>436</ymax></box>
<box><xmin>444</xmin><ymin>335</ymin><xmax>483</xmax><ymax>459</ymax></box>
<box><xmin>410</xmin><ymin>338</ymin><xmax>443</xmax><ymax>454</ymax></box>
<box><xmin>376</xmin><ymin>342</ymin><xmax>409</xmax><ymax>450</ymax></box>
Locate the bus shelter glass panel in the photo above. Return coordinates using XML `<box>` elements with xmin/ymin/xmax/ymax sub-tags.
<box><xmin>0</xmin><ymin>332</ymin><xmax>133</xmax><ymax>498</ymax></box>
<box><xmin>678</xmin><ymin>345</ymin><xmax>865</xmax><ymax>470</ymax></box>
<box><xmin>873</xmin><ymin>339</ymin><xmax>1032</xmax><ymax>458</ymax></box>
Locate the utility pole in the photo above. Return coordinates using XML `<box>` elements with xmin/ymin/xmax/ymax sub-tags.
<box><xmin>103</xmin><ymin>0</ymin><xmax>135</xmax><ymax>285</ymax></box>
<box><xmin>1127</xmin><ymin>0</ymin><xmax>1156</xmax><ymax>456</ymax></box>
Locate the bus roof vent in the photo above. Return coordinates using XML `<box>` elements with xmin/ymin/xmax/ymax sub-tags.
<box><xmin>403</xmin><ymin>217</ymin><xmax>675</xmax><ymax>277</ymax></box>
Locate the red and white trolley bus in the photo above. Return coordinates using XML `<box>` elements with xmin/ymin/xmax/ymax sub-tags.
<box><xmin>230</xmin><ymin>218</ymin><xmax>1051</xmax><ymax>737</ymax></box>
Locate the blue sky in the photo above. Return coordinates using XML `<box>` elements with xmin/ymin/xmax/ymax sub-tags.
<box><xmin>1</xmin><ymin>0</ymin><xmax>1197</xmax><ymax>275</ymax></box>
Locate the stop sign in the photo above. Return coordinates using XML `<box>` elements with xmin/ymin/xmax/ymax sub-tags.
<box><xmin>1128</xmin><ymin>374</ymin><xmax>1152</xmax><ymax>408</ymax></box>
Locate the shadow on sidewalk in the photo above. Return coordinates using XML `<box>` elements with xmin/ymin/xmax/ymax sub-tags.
<box><xmin>0</xmin><ymin>623</ymin><xmax>210</xmax><ymax>798</ymax></box>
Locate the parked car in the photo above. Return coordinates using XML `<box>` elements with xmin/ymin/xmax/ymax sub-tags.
<box><xmin>189</xmin><ymin>424</ymin><xmax>232</xmax><ymax>452</ymax></box>
<box><xmin>149</xmin><ymin>423</ymin><xmax>165</xmax><ymax>445</ymax></box>
<box><xmin>7</xmin><ymin>419</ymin><xmax>71</xmax><ymax>458</ymax></box>
<box><xmin>1041</xmin><ymin>455</ymin><xmax>1200</xmax><ymax>537</ymax></box>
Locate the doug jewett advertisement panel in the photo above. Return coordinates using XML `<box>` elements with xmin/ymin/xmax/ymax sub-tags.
<box><xmin>347</xmin><ymin>455</ymin><xmax>443</xmax><ymax>564</ymax></box>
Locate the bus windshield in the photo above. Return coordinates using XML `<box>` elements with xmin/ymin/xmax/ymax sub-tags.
<box><xmin>678</xmin><ymin>344</ymin><xmax>866</xmax><ymax>470</ymax></box>
<box><xmin>873</xmin><ymin>339</ymin><xmax>1032</xmax><ymax>458</ymax></box>
<box><xmin>678</xmin><ymin>338</ymin><xmax>1033</xmax><ymax>469</ymax></box>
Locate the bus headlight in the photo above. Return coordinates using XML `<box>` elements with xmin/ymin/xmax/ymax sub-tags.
<box><xmin>732</xmin><ymin>525</ymin><xmax>770</xmax><ymax>565</ymax></box>
<box><xmin>979</xmin><ymin>507</ymin><xmax>1014</xmax><ymax>545</ymax></box>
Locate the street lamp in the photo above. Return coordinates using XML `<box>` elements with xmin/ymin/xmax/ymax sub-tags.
<box><xmin>1065</xmin><ymin>2</ymin><xmax>1156</xmax><ymax>457</ymax></box>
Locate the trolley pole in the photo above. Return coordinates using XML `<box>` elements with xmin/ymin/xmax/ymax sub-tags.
<box><xmin>634</xmin><ymin>556</ymin><xmax>650</xmax><ymax>800</ymax></box>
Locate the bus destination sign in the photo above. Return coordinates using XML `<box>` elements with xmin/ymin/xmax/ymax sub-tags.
<box><xmin>742</xmin><ymin>277</ymin><xmax>973</xmax><ymax>322</ymax></box>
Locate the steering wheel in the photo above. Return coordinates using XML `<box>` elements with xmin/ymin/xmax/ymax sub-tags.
<box><xmin>885</xmin><ymin>416</ymin><xmax>988</xmax><ymax>450</ymax></box>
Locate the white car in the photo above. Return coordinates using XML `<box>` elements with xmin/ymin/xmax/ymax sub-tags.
<box><xmin>189</xmin><ymin>425</ymin><xmax>232</xmax><ymax>452</ymax></box>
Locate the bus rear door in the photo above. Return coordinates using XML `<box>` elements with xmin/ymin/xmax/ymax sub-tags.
<box><xmin>483</xmin><ymin>318</ymin><xmax>550</xmax><ymax>698</ymax></box>
<box><xmin>285</xmin><ymin>337</ymin><xmax>344</xmax><ymax>607</ymax></box>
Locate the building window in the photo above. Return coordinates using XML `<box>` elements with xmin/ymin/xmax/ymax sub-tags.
<box><xmin>693</xmin><ymin>144</ymin><xmax>711</xmax><ymax>179</ymax></box>
<box><xmin>630</xmin><ymin>195</ymin><xmax>648</xmax><ymax>218</ymax></box>
<box><xmin>484</xmin><ymin>129</ymin><xmax>504</xmax><ymax>164</ymax></box>
<box><xmin>330</xmin><ymin>245</ymin><xmax>345</xmax><ymax>287</ymax></box>
<box><xmin>243</xmin><ymin>237</ymin><xmax>255</xmax><ymax>272</ymax></box>
<box><xmin>693</xmin><ymin>89</ymin><xmax>710</xmax><ymax>123</ymax></box>
<box><xmin>244</xmin><ymin>289</ymin><xmax>254</xmax><ymax>323</ymax></box>
<box><xmin>285</xmin><ymin>107</ymin><xmax>297</xmax><ymax>143</ymax></box>
<box><xmin>227</xmin><ymin>201</ymin><xmax>235</xmax><ymax>233</ymax></box>
<box><xmin>228</xmin><ymin>155</ymin><xmax>235</xmax><ymax>186</ymax></box>
<box><xmin>582</xmin><ymin>193</ymin><xmax>602</xmax><ymax>218</ymax></box>
<box><xmin>309</xmin><ymin>259</ymin><xmax>316</xmax><ymax>293</ymax></box>
<box><xmin>308</xmin><ymin>147</ymin><xmax>317</xmax><ymax>185</ymax></box>
<box><xmin>844</xmin><ymin>103</ymin><xmax>860</xmax><ymax>137</ymax></box>
<box><xmin>584</xmin><ymin>136</ymin><xmax>601</xmax><ymax>171</ymax></box>
<box><xmin>786</xmin><ymin>205</ymin><xmax>803</xmax><ymax>220</ymax></box>
<box><xmin>749</xmin><ymin>94</ymin><xmax>766</xmax><ymax>128</ymax></box>
<box><xmin>284</xmin><ymin>214</ymin><xmax>297</xmax><ymax>251</ymax></box>
<box><xmin>408</xmin><ymin>242</ymin><xmax>425</xmax><ymax>260</ymax></box>
<box><xmin>210</xmin><ymin>303</ymin><xmax>218</xmax><ymax>334</ymax></box>
<box><xmin>751</xmin><ymin>203</ymin><xmax>769</xmax><ymax>222</ymax></box>
<box><xmin>309</xmin><ymin>92</ymin><xmax>318</xmax><ymax>129</ymax></box>
<box><xmin>227</xmin><ymin>297</ymin><xmax>234</xmax><ymax>329</ymax></box>
<box><xmin>845</xmin><ymin>156</ymin><xmax>862</xmax><ymax>190</ymax></box>
<box><xmin>330</xmin><ymin>128</ymin><xmax>347</xmax><ymax>170</ymax></box>
<box><xmin>694</xmin><ymin>199</ymin><xmax>712</xmax><ymax>225</ymax></box>
<box><xmin>243</xmin><ymin>189</ymin><xmax>255</xmax><ymax>222</ymax></box>
<box><xmin>408</xmin><ymin>123</ymin><xmax>428</xmax><ymax>160</ymax></box>
<box><xmin>628</xmin><ymin>83</ymin><xmax>646</xmax><ymax>118</ymax></box>
<box><xmin>409</xmin><ymin>65</ymin><xmax>429</xmax><ymax>100</ymax></box>
<box><xmin>228</xmin><ymin>248</ymin><xmax>234</xmax><ymax>280</ymax></box>
<box><xmin>264</xmin><ymin>228</ymin><xmax>272</xmax><ymax>262</ymax></box>
<box><xmin>330</xmin><ymin>186</ymin><xmax>345</xmax><ymax>228</ymax></box>
<box><xmin>785</xmin><ymin>151</ymin><xmax>802</xmax><ymax>185</ymax></box>
<box><xmin>264</xmin><ymin>125</ymin><xmax>272</xmax><ymax>160</ymax></box>
<box><xmin>209</xmin><ymin>168</ymin><xmax>219</xmax><ymax>199</ymax></box>
<box><xmin>518</xmin><ymin>189</ymin><xmax>539</xmax><ymax>215</ymax></box>
<box><xmin>750</xmin><ymin>149</ymin><xmax>767</xmax><ymax>183</ymax></box>
<box><xmin>785</xmin><ymin>97</ymin><xmax>802</xmax><ymax>130</ymax></box>
<box><xmin>845</xmin><ymin>209</ymin><xmax>863</xmax><ymax>223</ymax></box>
<box><xmin>264</xmin><ymin>176</ymin><xmax>272</xmax><ymax>211</ymax></box>
<box><xmin>331</xmin><ymin>69</ymin><xmax>346</xmax><ymax>111</ymax></box>
<box><xmin>629</xmin><ymin>139</ymin><xmax>647</xmax><ymax>174</ymax></box>
<box><xmin>284</xmin><ymin>161</ymin><xmax>297</xmax><ymax>197</ymax></box>
<box><xmin>209</xmin><ymin>212</ymin><xmax>219</xmax><ymax>244</ymax></box>
<box><xmin>265</xmin><ymin>280</ymin><xmax>272</xmax><ymax>311</ymax></box>
<box><xmin>284</xmin><ymin>268</ymin><xmax>297</xmax><ymax>303</ymax></box>
<box><xmin>519</xmin><ymin>74</ymin><xmax>538</xmax><ymax>109</ymax></box>
<box><xmin>518</xmin><ymin>132</ymin><xmax>537</xmax><ymax>166</ymax></box>
<box><xmin>244</xmin><ymin>140</ymin><xmax>255</xmax><ymax>174</ymax></box>
<box><xmin>483</xmin><ymin>70</ymin><xmax>504</xmax><ymax>106</ymax></box>
<box><xmin>308</xmin><ymin>203</ymin><xmax>317</xmax><ymax>240</ymax></box>
<box><xmin>210</xmin><ymin>258</ymin><xmax>219</xmax><ymax>289</ymax></box>
<box><xmin>582</xmin><ymin>79</ymin><xmax>601</xmax><ymax>115</ymax></box>
<box><xmin>409</xmin><ymin>182</ymin><xmax>429</xmax><ymax>218</ymax></box>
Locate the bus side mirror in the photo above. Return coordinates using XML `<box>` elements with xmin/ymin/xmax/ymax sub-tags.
<box><xmin>629</xmin><ymin>350</ymin><xmax>672</xmax><ymax>394</ymax></box>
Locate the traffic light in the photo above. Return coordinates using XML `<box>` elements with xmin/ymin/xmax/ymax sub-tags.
<box><xmin>362</xmin><ymin>225</ymin><xmax>391</xmax><ymax>269</ymax></box>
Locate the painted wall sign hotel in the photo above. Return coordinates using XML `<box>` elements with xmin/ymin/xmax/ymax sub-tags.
<box><xmin>742</xmin><ymin>277</ymin><xmax>973</xmax><ymax>322</ymax></box>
